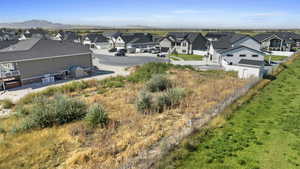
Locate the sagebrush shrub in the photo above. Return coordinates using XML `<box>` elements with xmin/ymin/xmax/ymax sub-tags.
<box><xmin>19</xmin><ymin>95</ymin><xmax>87</xmax><ymax>130</ymax></box>
<box><xmin>136</xmin><ymin>91</ymin><xmax>153</xmax><ymax>114</ymax></box>
<box><xmin>165</xmin><ymin>88</ymin><xmax>186</xmax><ymax>106</ymax></box>
<box><xmin>154</xmin><ymin>94</ymin><xmax>172</xmax><ymax>113</ymax></box>
<box><xmin>85</xmin><ymin>104</ymin><xmax>108</xmax><ymax>128</ymax></box>
<box><xmin>145</xmin><ymin>74</ymin><xmax>172</xmax><ymax>92</ymax></box>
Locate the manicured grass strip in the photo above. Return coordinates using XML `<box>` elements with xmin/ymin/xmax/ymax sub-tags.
<box><xmin>171</xmin><ymin>54</ymin><xmax>203</xmax><ymax>61</ymax></box>
<box><xmin>158</xmin><ymin>55</ymin><xmax>300</xmax><ymax>169</ymax></box>
<box><xmin>266</xmin><ymin>55</ymin><xmax>288</xmax><ymax>61</ymax></box>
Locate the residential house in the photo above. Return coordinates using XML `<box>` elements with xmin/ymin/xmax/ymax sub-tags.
<box><xmin>53</xmin><ymin>31</ymin><xmax>81</xmax><ymax>43</ymax></box>
<box><xmin>103</xmin><ymin>31</ymin><xmax>122</xmax><ymax>49</ymax></box>
<box><xmin>208</xmin><ymin>33</ymin><xmax>265</xmax><ymax>65</ymax></box>
<box><xmin>114</xmin><ymin>33</ymin><xmax>157</xmax><ymax>50</ymax></box>
<box><xmin>254</xmin><ymin>32</ymin><xmax>300</xmax><ymax>51</ymax></box>
<box><xmin>0</xmin><ymin>40</ymin><xmax>18</xmax><ymax>50</ymax></box>
<box><xmin>0</xmin><ymin>30</ymin><xmax>17</xmax><ymax>41</ymax></box>
<box><xmin>0</xmin><ymin>38</ymin><xmax>92</xmax><ymax>89</ymax></box>
<box><xmin>20</xmin><ymin>28</ymin><xmax>49</xmax><ymax>40</ymax></box>
<box><xmin>83</xmin><ymin>33</ymin><xmax>110</xmax><ymax>49</ymax></box>
<box><xmin>205</xmin><ymin>32</ymin><xmax>235</xmax><ymax>41</ymax></box>
<box><xmin>159</xmin><ymin>32</ymin><xmax>208</xmax><ymax>55</ymax></box>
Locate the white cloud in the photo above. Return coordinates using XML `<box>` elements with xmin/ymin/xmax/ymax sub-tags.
<box><xmin>246</xmin><ymin>12</ymin><xmax>288</xmax><ymax>17</ymax></box>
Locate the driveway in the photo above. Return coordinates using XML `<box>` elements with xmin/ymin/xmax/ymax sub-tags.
<box><xmin>95</xmin><ymin>54</ymin><xmax>168</xmax><ymax>67</ymax></box>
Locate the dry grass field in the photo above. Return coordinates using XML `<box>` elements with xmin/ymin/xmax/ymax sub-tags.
<box><xmin>0</xmin><ymin>64</ymin><xmax>248</xmax><ymax>169</ymax></box>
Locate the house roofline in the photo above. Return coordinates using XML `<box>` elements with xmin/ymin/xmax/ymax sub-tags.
<box><xmin>0</xmin><ymin>52</ymin><xmax>92</xmax><ymax>64</ymax></box>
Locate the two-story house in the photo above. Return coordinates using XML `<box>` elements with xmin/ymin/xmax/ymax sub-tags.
<box><xmin>53</xmin><ymin>31</ymin><xmax>81</xmax><ymax>43</ymax></box>
<box><xmin>254</xmin><ymin>32</ymin><xmax>300</xmax><ymax>52</ymax></box>
<box><xmin>83</xmin><ymin>33</ymin><xmax>109</xmax><ymax>49</ymax></box>
<box><xmin>159</xmin><ymin>32</ymin><xmax>208</xmax><ymax>55</ymax></box>
<box><xmin>114</xmin><ymin>33</ymin><xmax>156</xmax><ymax>50</ymax></box>
<box><xmin>208</xmin><ymin>33</ymin><xmax>266</xmax><ymax>65</ymax></box>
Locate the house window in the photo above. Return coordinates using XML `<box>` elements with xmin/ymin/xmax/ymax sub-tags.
<box><xmin>176</xmin><ymin>42</ymin><xmax>181</xmax><ymax>46</ymax></box>
<box><xmin>252</xmin><ymin>55</ymin><xmax>259</xmax><ymax>57</ymax></box>
<box><xmin>226</xmin><ymin>54</ymin><xmax>233</xmax><ymax>57</ymax></box>
<box><xmin>239</xmin><ymin>54</ymin><xmax>246</xmax><ymax>57</ymax></box>
<box><xmin>182</xmin><ymin>42</ymin><xmax>187</xmax><ymax>47</ymax></box>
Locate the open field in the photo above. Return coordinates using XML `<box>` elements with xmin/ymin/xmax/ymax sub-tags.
<box><xmin>59</xmin><ymin>28</ymin><xmax>300</xmax><ymax>37</ymax></box>
<box><xmin>157</xmin><ymin>54</ymin><xmax>300</xmax><ymax>169</ymax></box>
<box><xmin>0</xmin><ymin>63</ymin><xmax>248</xmax><ymax>169</ymax></box>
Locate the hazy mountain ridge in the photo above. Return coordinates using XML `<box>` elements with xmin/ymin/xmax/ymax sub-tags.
<box><xmin>0</xmin><ymin>20</ymin><xmax>111</xmax><ymax>29</ymax></box>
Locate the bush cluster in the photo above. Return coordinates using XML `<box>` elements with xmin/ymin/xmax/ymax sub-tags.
<box><xmin>19</xmin><ymin>95</ymin><xmax>87</xmax><ymax>130</ymax></box>
<box><xmin>136</xmin><ymin>88</ymin><xmax>186</xmax><ymax>114</ymax></box>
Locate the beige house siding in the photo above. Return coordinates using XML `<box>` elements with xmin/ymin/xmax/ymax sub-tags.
<box><xmin>16</xmin><ymin>54</ymin><xmax>92</xmax><ymax>80</ymax></box>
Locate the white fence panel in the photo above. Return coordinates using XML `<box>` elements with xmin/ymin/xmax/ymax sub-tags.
<box><xmin>271</xmin><ymin>51</ymin><xmax>295</xmax><ymax>57</ymax></box>
<box><xmin>193</xmin><ymin>50</ymin><xmax>208</xmax><ymax>56</ymax></box>
<box><xmin>170</xmin><ymin>60</ymin><xmax>207</xmax><ymax>66</ymax></box>
<box><xmin>223</xmin><ymin>64</ymin><xmax>263</xmax><ymax>79</ymax></box>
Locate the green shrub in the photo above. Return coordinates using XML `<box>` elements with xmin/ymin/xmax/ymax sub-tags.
<box><xmin>128</xmin><ymin>63</ymin><xmax>173</xmax><ymax>83</ymax></box>
<box><xmin>165</xmin><ymin>88</ymin><xmax>186</xmax><ymax>106</ymax></box>
<box><xmin>136</xmin><ymin>91</ymin><xmax>153</xmax><ymax>114</ymax></box>
<box><xmin>101</xmin><ymin>76</ymin><xmax>126</xmax><ymax>88</ymax></box>
<box><xmin>61</xmin><ymin>81</ymin><xmax>89</xmax><ymax>93</ymax></box>
<box><xmin>154</xmin><ymin>94</ymin><xmax>172</xmax><ymax>113</ymax></box>
<box><xmin>15</xmin><ymin>105</ymin><xmax>31</xmax><ymax>117</ymax></box>
<box><xmin>1</xmin><ymin>99</ymin><xmax>14</xmax><ymax>109</ymax></box>
<box><xmin>145</xmin><ymin>74</ymin><xmax>172</xmax><ymax>92</ymax></box>
<box><xmin>85</xmin><ymin>104</ymin><xmax>108</xmax><ymax>128</ymax></box>
<box><xmin>19</xmin><ymin>95</ymin><xmax>87</xmax><ymax>130</ymax></box>
<box><xmin>0</xmin><ymin>128</ymin><xmax>6</xmax><ymax>134</ymax></box>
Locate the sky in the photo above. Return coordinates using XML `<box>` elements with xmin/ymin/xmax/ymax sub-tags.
<box><xmin>1</xmin><ymin>0</ymin><xmax>300</xmax><ymax>29</ymax></box>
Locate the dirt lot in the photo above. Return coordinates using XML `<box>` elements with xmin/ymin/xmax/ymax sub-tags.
<box><xmin>0</xmin><ymin>65</ymin><xmax>249</xmax><ymax>169</ymax></box>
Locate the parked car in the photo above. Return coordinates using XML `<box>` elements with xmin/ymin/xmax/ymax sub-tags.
<box><xmin>115</xmin><ymin>52</ymin><xmax>126</xmax><ymax>57</ymax></box>
<box><xmin>108</xmin><ymin>48</ymin><xmax>117</xmax><ymax>53</ymax></box>
<box><xmin>151</xmin><ymin>49</ymin><xmax>160</xmax><ymax>54</ymax></box>
<box><xmin>118</xmin><ymin>49</ymin><xmax>127</xmax><ymax>53</ymax></box>
<box><xmin>157</xmin><ymin>54</ymin><xmax>166</xmax><ymax>58</ymax></box>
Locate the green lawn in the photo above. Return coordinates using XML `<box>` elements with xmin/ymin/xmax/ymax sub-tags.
<box><xmin>266</xmin><ymin>55</ymin><xmax>288</xmax><ymax>62</ymax></box>
<box><xmin>171</xmin><ymin>54</ymin><xmax>204</xmax><ymax>61</ymax></box>
<box><xmin>158</xmin><ymin>56</ymin><xmax>300</xmax><ymax>169</ymax></box>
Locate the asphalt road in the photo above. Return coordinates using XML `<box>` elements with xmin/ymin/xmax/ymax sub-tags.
<box><xmin>94</xmin><ymin>54</ymin><xmax>168</xmax><ymax>67</ymax></box>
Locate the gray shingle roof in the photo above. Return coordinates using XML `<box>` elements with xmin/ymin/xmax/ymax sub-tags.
<box><xmin>212</xmin><ymin>34</ymin><xmax>249</xmax><ymax>49</ymax></box>
<box><xmin>0</xmin><ymin>39</ymin><xmax>91</xmax><ymax>63</ymax></box>
<box><xmin>254</xmin><ymin>32</ymin><xmax>300</xmax><ymax>42</ymax></box>
<box><xmin>120</xmin><ymin>33</ymin><xmax>153</xmax><ymax>44</ymax></box>
<box><xmin>0</xmin><ymin>38</ymin><xmax>40</xmax><ymax>52</ymax></box>
<box><xmin>219</xmin><ymin>45</ymin><xmax>266</xmax><ymax>55</ymax></box>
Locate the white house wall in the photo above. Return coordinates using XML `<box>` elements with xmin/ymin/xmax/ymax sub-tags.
<box><xmin>222</xmin><ymin>61</ymin><xmax>263</xmax><ymax>79</ymax></box>
<box><xmin>222</xmin><ymin>47</ymin><xmax>264</xmax><ymax>65</ymax></box>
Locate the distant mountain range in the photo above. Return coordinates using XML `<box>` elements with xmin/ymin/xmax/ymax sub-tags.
<box><xmin>0</xmin><ymin>20</ymin><xmax>111</xmax><ymax>29</ymax></box>
<box><xmin>0</xmin><ymin>20</ymin><xmax>157</xmax><ymax>29</ymax></box>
